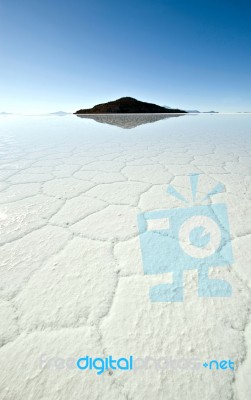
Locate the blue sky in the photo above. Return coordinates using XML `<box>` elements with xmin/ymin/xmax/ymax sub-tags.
<box><xmin>0</xmin><ymin>0</ymin><xmax>251</xmax><ymax>113</ymax></box>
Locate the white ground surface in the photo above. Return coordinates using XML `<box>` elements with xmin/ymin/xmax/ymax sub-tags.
<box><xmin>0</xmin><ymin>114</ymin><xmax>250</xmax><ymax>400</ymax></box>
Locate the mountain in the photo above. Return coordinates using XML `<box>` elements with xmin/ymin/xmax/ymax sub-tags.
<box><xmin>0</xmin><ymin>112</ymin><xmax>12</xmax><ymax>115</ymax></box>
<box><xmin>187</xmin><ymin>110</ymin><xmax>200</xmax><ymax>113</ymax></box>
<box><xmin>49</xmin><ymin>111</ymin><xmax>70</xmax><ymax>116</ymax></box>
<box><xmin>74</xmin><ymin>97</ymin><xmax>187</xmax><ymax>114</ymax></box>
<box><xmin>203</xmin><ymin>111</ymin><xmax>219</xmax><ymax>113</ymax></box>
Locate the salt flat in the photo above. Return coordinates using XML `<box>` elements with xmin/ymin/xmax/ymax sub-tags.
<box><xmin>0</xmin><ymin>114</ymin><xmax>250</xmax><ymax>400</ymax></box>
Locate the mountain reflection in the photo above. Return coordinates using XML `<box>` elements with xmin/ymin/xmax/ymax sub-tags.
<box><xmin>75</xmin><ymin>113</ymin><xmax>186</xmax><ymax>129</ymax></box>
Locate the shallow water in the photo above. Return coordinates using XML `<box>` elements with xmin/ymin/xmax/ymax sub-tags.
<box><xmin>0</xmin><ymin>114</ymin><xmax>250</xmax><ymax>400</ymax></box>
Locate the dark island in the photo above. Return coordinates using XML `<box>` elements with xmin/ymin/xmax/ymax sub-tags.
<box><xmin>74</xmin><ymin>97</ymin><xmax>187</xmax><ymax>114</ymax></box>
